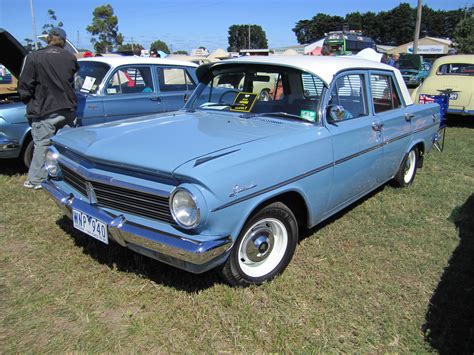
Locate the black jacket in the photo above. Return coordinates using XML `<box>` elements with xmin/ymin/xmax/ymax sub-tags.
<box><xmin>18</xmin><ymin>45</ymin><xmax>79</xmax><ymax>119</ymax></box>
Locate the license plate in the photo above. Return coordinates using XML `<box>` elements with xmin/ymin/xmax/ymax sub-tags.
<box><xmin>449</xmin><ymin>93</ymin><xmax>458</xmax><ymax>100</ymax></box>
<box><xmin>72</xmin><ymin>209</ymin><xmax>108</xmax><ymax>244</ymax></box>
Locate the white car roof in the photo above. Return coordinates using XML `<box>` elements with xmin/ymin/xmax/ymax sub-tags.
<box><xmin>78</xmin><ymin>56</ymin><xmax>198</xmax><ymax>68</ymax></box>
<box><xmin>213</xmin><ymin>55</ymin><xmax>413</xmax><ymax>105</ymax></box>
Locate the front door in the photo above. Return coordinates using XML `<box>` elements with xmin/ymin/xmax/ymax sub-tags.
<box><xmin>325</xmin><ymin>71</ymin><xmax>384</xmax><ymax>212</ymax></box>
<box><xmin>102</xmin><ymin>65</ymin><xmax>164</xmax><ymax>122</ymax></box>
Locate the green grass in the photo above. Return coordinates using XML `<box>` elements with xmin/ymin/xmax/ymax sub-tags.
<box><xmin>1</xmin><ymin>119</ymin><xmax>473</xmax><ymax>352</ymax></box>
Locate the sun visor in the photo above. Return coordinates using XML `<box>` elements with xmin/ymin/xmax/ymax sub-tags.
<box><xmin>0</xmin><ymin>28</ymin><xmax>28</xmax><ymax>78</ymax></box>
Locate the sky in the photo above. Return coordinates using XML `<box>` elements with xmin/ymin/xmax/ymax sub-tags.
<box><xmin>0</xmin><ymin>0</ymin><xmax>471</xmax><ymax>52</ymax></box>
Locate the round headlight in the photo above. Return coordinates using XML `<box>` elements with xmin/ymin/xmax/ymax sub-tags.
<box><xmin>45</xmin><ymin>150</ymin><xmax>60</xmax><ymax>177</ymax></box>
<box><xmin>170</xmin><ymin>188</ymin><xmax>200</xmax><ymax>229</ymax></box>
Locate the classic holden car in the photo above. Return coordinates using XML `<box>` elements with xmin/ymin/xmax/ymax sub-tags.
<box><xmin>42</xmin><ymin>56</ymin><xmax>442</xmax><ymax>286</ymax></box>
<box><xmin>398</xmin><ymin>54</ymin><xmax>431</xmax><ymax>88</ymax></box>
<box><xmin>0</xmin><ymin>28</ymin><xmax>198</xmax><ymax>167</ymax></box>
<box><xmin>411</xmin><ymin>54</ymin><xmax>474</xmax><ymax>116</ymax></box>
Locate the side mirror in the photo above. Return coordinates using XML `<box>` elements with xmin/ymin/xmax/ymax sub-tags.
<box><xmin>328</xmin><ymin>105</ymin><xmax>346</xmax><ymax>121</ymax></box>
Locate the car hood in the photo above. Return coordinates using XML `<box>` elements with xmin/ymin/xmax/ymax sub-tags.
<box><xmin>53</xmin><ymin>111</ymin><xmax>304</xmax><ymax>174</ymax></box>
<box><xmin>0</xmin><ymin>28</ymin><xmax>28</xmax><ymax>78</ymax></box>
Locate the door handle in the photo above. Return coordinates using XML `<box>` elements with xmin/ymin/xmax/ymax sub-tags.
<box><xmin>149</xmin><ymin>96</ymin><xmax>161</xmax><ymax>102</ymax></box>
<box><xmin>405</xmin><ymin>113</ymin><xmax>415</xmax><ymax>121</ymax></box>
<box><xmin>372</xmin><ymin>121</ymin><xmax>383</xmax><ymax>131</ymax></box>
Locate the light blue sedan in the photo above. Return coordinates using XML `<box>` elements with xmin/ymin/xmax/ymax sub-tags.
<box><xmin>0</xmin><ymin>56</ymin><xmax>197</xmax><ymax>167</ymax></box>
<box><xmin>42</xmin><ymin>56</ymin><xmax>442</xmax><ymax>286</ymax></box>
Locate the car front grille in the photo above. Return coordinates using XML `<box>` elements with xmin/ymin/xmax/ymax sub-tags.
<box><xmin>60</xmin><ymin>164</ymin><xmax>173</xmax><ymax>224</ymax></box>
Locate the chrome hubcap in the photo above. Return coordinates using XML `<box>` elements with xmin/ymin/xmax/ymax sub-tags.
<box><xmin>238</xmin><ymin>218</ymin><xmax>288</xmax><ymax>278</ymax></box>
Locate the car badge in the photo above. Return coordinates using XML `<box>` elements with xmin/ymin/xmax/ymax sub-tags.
<box><xmin>229</xmin><ymin>183</ymin><xmax>257</xmax><ymax>198</ymax></box>
<box><xmin>86</xmin><ymin>181</ymin><xmax>97</xmax><ymax>204</ymax></box>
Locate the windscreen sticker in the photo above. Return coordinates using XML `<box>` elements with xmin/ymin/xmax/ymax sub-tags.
<box><xmin>300</xmin><ymin>110</ymin><xmax>317</xmax><ymax>122</ymax></box>
<box><xmin>80</xmin><ymin>76</ymin><xmax>96</xmax><ymax>93</ymax></box>
<box><xmin>230</xmin><ymin>92</ymin><xmax>258</xmax><ymax>112</ymax></box>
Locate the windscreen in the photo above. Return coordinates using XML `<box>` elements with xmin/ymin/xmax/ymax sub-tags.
<box><xmin>437</xmin><ymin>63</ymin><xmax>474</xmax><ymax>76</ymax></box>
<box><xmin>187</xmin><ymin>66</ymin><xmax>325</xmax><ymax>123</ymax></box>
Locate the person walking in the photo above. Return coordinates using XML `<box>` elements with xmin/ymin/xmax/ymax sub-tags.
<box><xmin>18</xmin><ymin>27</ymin><xmax>79</xmax><ymax>189</ymax></box>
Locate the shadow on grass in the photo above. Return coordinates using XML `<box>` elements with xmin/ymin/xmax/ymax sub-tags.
<box><xmin>446</xmin><ymin>114</ymin><xmax>474</xmax><ymax>129</ymax></box>
<box><xmin>56</xmin><ymin>216</ymin><xmax>222</xmax><ymax>293</ymax></box>
<box><xmin>423</xmin><ymin>193</ymin><xmax>474</xmax><ymax>354</ymax></box>
<box><xmin>0</xmin><ymin>158</ymin><xmax>26</xmax><ymax>176</ymax></box>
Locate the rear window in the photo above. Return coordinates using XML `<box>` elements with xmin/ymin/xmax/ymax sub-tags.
<box><xmin>437</xmin><ymin>63</ymin><xmax>474</xmax><ymax>76</ymax></box>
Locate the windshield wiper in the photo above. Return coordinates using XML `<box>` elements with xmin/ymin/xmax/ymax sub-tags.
<box><xmin>241</xmin><ymin>112</ymin><xmax>304</xmax><ymax>122</ymax></box>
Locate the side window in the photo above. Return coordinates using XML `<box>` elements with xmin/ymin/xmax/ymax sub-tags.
<box><xmin>329</xmin><ymin>74</ymin><xmax>367</xmax><ymax>120</ymax></box>
<box><xmin>301</xmin><ymin>73</ymin><xmax>324</xmax><ymax>99</ymax></box>
<box><xmin>106</xmin><ymin>66</ymin><xmax>154</xmax><ymax>95</ymax></box>
<box><xmin>370</xmin><ymin>74</ymin><xmax>402</xmax><ymax>113</ymax></box>
<box><xmin>158</xmin><ymin>67</ymin><xmax>196</xmax><ymax>92</ymax></box>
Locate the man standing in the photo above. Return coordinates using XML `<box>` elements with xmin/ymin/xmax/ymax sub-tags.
<box><xmin>18</xmin><ymin>27</ymin><xmax>79</xmax><ymax>189</ymax></box>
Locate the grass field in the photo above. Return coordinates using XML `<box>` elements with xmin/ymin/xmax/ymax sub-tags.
<box><xmin>1</xmin><ymin>118</ymin><xmax>473</xmax><ymax>352</ymax></box>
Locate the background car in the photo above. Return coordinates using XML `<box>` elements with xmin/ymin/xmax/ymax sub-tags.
<box><xmin>398</xmin><ymin>54</ymin><xmax>431</xmax><ymax>88</ymax></box>
<box><xmin>0</xmin><ymin>28</ymin><xmax>198</xmax><ymax>168</ymax></box>
<box><xmin>411</xmin><ymin>54</ymin><xmax>474</xmax><ymax>116</ymax></box>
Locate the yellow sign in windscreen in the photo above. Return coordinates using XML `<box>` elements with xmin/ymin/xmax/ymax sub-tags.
<box><xmin>230</xmin><ymin>92</ymin><xmax>258</xmax><ymax>112</ymax></box>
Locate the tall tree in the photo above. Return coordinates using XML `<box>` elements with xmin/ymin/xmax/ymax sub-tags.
<box><xmin>293</xmin><ymin>14</ymin><xmax>344</xmax><ymax>44</ymax></box>
<box><xmin>42</xmin><ymin>9</ymin><xmax>63</xmax><ymax>34</ymax></box>
<box><xmin>227</xmin><ymin>24</ymin><xmax>268</xmax><ymax>52</ymax></box>
<box><xmin>86</xmin><ymin>4</ymin><xmax>123</xmax><ymax>54</ymax></box>
<box><xmin>150</xmin><ymin>40</ymin><xmax>170</xmax><ymax>54</ymax></box>
<box><xmin>453</xmin><ymin>15</ymin><xmax>474</xmax><ymax>53</ymax></box>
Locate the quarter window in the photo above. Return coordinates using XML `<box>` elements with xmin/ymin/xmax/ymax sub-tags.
<box><xmin>370</xmin><ymin>74</ymin><xmax>402</xmax><ymax>113</ymax></box>
<box><xmin>106</xmin><ymin>66</ymin><xmax>154</xmax><ymax>95</ymax></box>
<box><xmin>329</xmin><ymin>74</ymin><xmax>367</xmax><ymax>120</ymax></box>
<box><xmin>158</xmin><ymin>68</ymin><xmax>196</xmax><ymax>91</ymax></box>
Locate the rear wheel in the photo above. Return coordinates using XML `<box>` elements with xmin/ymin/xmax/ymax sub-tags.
<box><xmin>219</xmin><ymin>202</ymin><xmax>298</xmax><ymax>286</ymax></box>
<box><xmin>393</xmin><ymin>147</ymin><xmax>418</xmax><ymax>187</ymax></box>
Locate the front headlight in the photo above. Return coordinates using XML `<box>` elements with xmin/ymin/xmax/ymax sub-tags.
<box><xmin>45</xmin><ymin>149</ymin><xmax>61</xmax><ymax>177</ymax></box>
<box><xmin>170</xmin><ymin>188</ymin><xmax>200</xmax><ymax>229</ymax></box>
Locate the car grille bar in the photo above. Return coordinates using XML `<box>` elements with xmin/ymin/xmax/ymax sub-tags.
<box><xmin>59</xmin><ymin>163</ymin><xmax>173</xmax><ymax>224</ymax></box>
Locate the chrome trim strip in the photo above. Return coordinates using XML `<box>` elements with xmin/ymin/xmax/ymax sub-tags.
<box><xmin>212</xmin><ymin>122</ymin><xmax>439</xmax><ymax>212</ymax></box>
<box><xmin>42</xmin><ymin>179</ymin><xmax>233</xmax><ymax>273</ymax></box>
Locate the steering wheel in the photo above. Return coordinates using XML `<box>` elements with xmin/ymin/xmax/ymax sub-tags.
<box><xmin>218</xmin><ymin>89</ymin><xmax>240</xmax><ymax>104</ymax></box>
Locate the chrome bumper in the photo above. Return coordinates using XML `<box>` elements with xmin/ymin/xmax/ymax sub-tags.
<box><xmin>42</xmin><ymin>179</ymin><xmax>233</xmax><ymax>274</ymax></box>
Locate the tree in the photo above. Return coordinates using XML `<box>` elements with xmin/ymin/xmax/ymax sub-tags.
<box><xmin>173</xmin><ymin>50</ymin><xmax>188</xmax><ymax>55</ymax></box>
<box><xmin>227</xmin><ymin>24</ymin><xmax>268</xmax><ymax>52</ymax></box>
<box><xmin>292</xmin><ymin>14</ymin><xmax>344</xmax><ymax>44</ymax></box>
<box><xmin>150</xmin><ymin>40</ymin><xmax>170</xmax><ymax>54</ymax></box>
<box><xmin>86</xmin><ymin>4</ymin><xmax>123</xmax><ymax>54</ymax></box>
<box><xmin>453</xmin><ymin>15</ymin><xmax>474</xmax><ymax>53</ymax></box>
<box><xmin>42</xmin><ymin>9</ymin><xmax>63</xmax><ymax>34</ymax></box>
<box><xmin>23</xmin><ymin>38</ymin><xmax>42</xmax><ymax>52</ymax></box>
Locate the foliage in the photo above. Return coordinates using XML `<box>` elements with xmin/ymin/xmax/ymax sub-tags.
<box><xmin>86</xmin><ymin>4</ymin><xmax>123</xmax><ymax>54</ymax></box>
<box><xmin>227</xmin><ymin>24</ymin><xmax>268</xmax><ymax>52</ymax></box>
<box><xmin>173</xmin><ymin>50</ymin><xmax>189</xmax><ymax>55</ymax></box>
<box><xmin>41</xmin><ymin>9</ymin><xmax>63</xmax><ymax>35</ymax></box>
<box><xmin>293</xmin><ymin>3</ymin><xmax>465</xmax><ymax>45</ymax></box>
<box><xmin>150</xmin><ymin>40</ymin><xmax>170</xmax><ymax>54</ymax></box>
<box><xmin>453</xmin><ymin>15</ymin><xmax>474</xmax><ymax>54</ymax></box>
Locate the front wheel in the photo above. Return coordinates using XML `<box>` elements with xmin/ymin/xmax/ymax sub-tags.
<box><xmin>22</xmin><ymin>139</ymin><xmax>34</xmax><ymax>169</ymax></box>
<box><xmin>219</xmin><ymin>202</ymin><xmax>298</xmax><ymax>286</ymax></box>
<box><xmin>393</xmin><ymin>147</ymin><xmax>418</xmax><ymax>187</ymax></box>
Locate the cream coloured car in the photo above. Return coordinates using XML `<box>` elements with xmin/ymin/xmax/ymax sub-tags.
<box><xmin>411</xmin><ymin>55</ymin><xmax>474</xmax><ymax>116</ymax></box>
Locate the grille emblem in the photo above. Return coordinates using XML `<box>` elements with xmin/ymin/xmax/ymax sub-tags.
<box><xmin>86</xmin><ymin>181</ymin><xmax>97</xmax><ymax>204</ymax></box>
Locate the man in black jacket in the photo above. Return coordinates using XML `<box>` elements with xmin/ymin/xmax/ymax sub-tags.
<box><xmin>18</xmin><ymin>27</ymin><xmax>79</xmax><ymax>189</ymax></box>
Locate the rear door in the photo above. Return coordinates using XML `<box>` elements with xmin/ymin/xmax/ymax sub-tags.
<box><xmin>102</xmin><ymin>65</ymin><xmax>164</xmax><ymax>122</ymax></box>
<box><xmin>156</xmin><ymin>66</ymin><xmax>197</xmax><ymax>112</ymax></box>
<box><xmin>368</xmin><ymin>71</ymin><xmax>413</xmax><ymax>181</ymax></box>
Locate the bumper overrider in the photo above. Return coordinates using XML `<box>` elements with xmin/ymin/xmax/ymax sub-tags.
<box><xmin>42</xmin><ymin>179</ymin><xmax>233</xmax><ymax>274</ymax></box>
